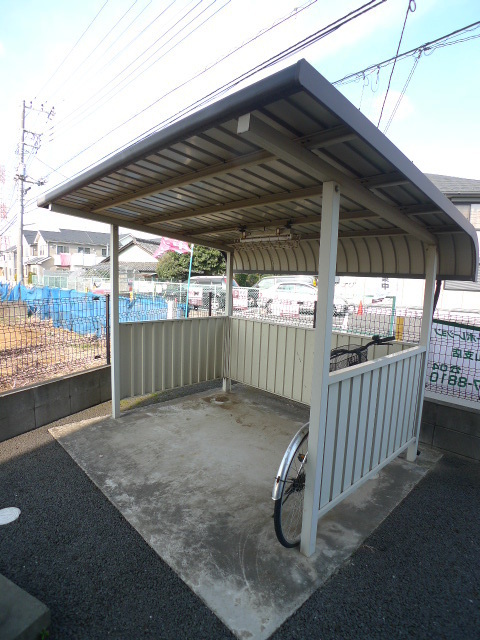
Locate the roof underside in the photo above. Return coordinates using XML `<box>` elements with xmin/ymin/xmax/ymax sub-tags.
<box><xmin>38</xmin><ymin>60</ymin><xmax>478</xmax><ymax>280</ymax></box>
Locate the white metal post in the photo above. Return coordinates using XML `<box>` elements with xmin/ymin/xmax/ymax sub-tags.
<box><xmin>223</xmin><ymin>251</ymin><xmax>233</xmax><ymax>392</ymax></box>
<box><xmin>407</xmin><ymin>244</ymin><xmax>437</xmax><ymax>461</ymax></box>
<box><xmin>300</xmin><ymin>181</ymin><xmax>340</xmax><ymax>557</ymax></box>
<box><xmin>110</xmin><ymin>224</ymin><xmax>121</xmax><ymax>418</ymax></box>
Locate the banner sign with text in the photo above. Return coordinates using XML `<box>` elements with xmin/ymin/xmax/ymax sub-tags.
<box><xmin>427</xmin><ymin>319</ymin><xmax>480</xmax><ymax>402</ymax></box>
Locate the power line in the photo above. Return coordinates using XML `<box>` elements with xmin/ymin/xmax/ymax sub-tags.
<box><xmin>377</xmin><ymin>0</ymin><xmax>416</xmax><ymax>128</ymax></box>
<box><xmin>43</xmin><ymin>0</ymin><xmax>383</xmax><ymax>181</ymax></box>
<box><xmin>35</xmin><ymin>0</ymin><xmax>110</xmax><ymax>98</ymax></box>
<box><xmin>49</xmin><ymin>0</ymin><xmax>224</xmax><ymax>142</ymax></box>
<box><xmin>47</xmin><ymin>0</ymin><xmax>142</xmax><ymax>102</ymax></box>
<box><xmin>48</xmin><ymin>0</ymin><xmax>180</xmax><ymax>132</ymax></box>
<box><xmin>334</xmin><ymin>20</ymin><xmax>480</xmax><ymax>86</ymax></box>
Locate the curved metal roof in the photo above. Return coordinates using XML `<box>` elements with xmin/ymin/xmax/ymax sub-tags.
<box><xmin>38</xmin><ymin>59</ymin><xmax>478</xmax><ymax>280</ymax></box>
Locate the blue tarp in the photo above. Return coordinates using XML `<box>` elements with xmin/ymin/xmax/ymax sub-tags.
<box><xmin>2</xmin><ymin>285</ymin><xmax>168</xmax><ymax>337</ymax></box>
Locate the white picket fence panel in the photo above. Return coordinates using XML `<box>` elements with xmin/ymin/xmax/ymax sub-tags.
<box><xmin>316</xmin><ymin>346</ymin><xmax>426</xmax><ymax>519</ymax></box>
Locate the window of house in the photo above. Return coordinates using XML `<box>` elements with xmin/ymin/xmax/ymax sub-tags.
<box><xmin>56</xmin><ymin>245</ymin><xmax>69</xmax><ymax>254</ymax></box>
<box><xmin>77</xmin><ymin>247</ymin><xmax>91</xmax><ymax>254</ymax></box>
<box><xmin>101</xmin><ymin>248</ymin><xmax>107</xmax><ymax>257</ymax></box>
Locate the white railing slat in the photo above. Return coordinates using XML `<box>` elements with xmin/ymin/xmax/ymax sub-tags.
<box><xmin>353</xmin><ymin>371</ymin><xmax>372</xmax><ymax>483</ymax></box>
<box><xmin>331</xmin><ymin>378</ymin><xmax>351</xmax><ymax>500</ymax></box>
<box><xmin>320</xmin><ymin>382</ymin><xmax>339</xmax><ymax>508</ymax></box>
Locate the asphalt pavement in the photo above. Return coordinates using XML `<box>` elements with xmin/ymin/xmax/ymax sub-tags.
<box><xmin>0</xmin><ymin>401</ymin><xmax>479</xmax><ymax>639</ymax></box>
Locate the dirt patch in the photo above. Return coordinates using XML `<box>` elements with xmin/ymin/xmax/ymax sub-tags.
<box><xmin>0</xmin><ymin>319</ymin><xmax>106</xmax><ymax>392</ymax></box>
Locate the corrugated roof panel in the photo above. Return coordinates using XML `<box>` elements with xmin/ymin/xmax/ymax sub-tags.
<box><xmin>37</xmin><ymin>59</ymin><xmax>478</xmax><ymax>280</ymax></box>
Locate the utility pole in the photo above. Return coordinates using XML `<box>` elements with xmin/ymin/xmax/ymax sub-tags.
<box><xmin>16</xmin><ymin>100</ymin><xmax>26</xmax><ymax>284</ymax></box>
<box><xmin>14</xmin><ymin>101</ymin><xmax>52</xmax><ymax>283</ymax></box>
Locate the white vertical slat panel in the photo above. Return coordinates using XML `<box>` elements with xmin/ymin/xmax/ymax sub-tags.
<box><xmin>302</xmin><ymin>330</ymin><xmax>315</xmax><ymax>404</ymax></box>
<box><xmin>389</xmin><ymin>358</ymin><xmax>404</xmax><ymax>452</ymax></box>
<box><xmin>284</xmin><ymin>326</ymin><xmax>296</xmax><ymax>399</ymax></box>
<box><xmin>251</xmin><ymin>322</ymin><xmax>261</xmax><ymax>388</ymax></box>
<box><xmin>243</xmin><ymin>322</ymin><xmax>254</xmax><ymax>385</ymax></box>
<box><xmin>353</xmin><ymin>371</ymin><xmax>372</xmax><ymax>483</ymax></box>
<box><xmin>292</xmin><ymin>328</ymin><xmax>306</xmax><ymax>402</ymax></box>
<box><xmin>395</xmin><ymin>357</ymin><xmax>411</xmax><ymax>449</ymax></box>
<box><xmin>387</xmin><ymin>361</ymin><xmax>403</xmax><ymax>456</ymax></box>
<box><xmin>266</xmin><ymin>324</ymin><xmax>278</xmax><ymax>393</ymax></box>
<box><xmin>320</xmin><ymin>382</ymin><xmax>340</xmax><ymax>508</ymax></box>
<box><xmin>258</xmin><ymin>322</ymin><xmax>269</xmax><ymax>389</ymax></box>
<box><xmin>152</xmin><ymin>323</ymin><xmax>160</xmax><ymax>391</ymax></box>
<box><xmin>407</xmin><ymin>352</ymin><xmax>423</xmax><ymax>440</ymax></box>
<box><xmin>275</xmin><ymin>325</ymin><xmax>287</xmax><ymax>397</ymax></box>
<box><xmin>379</xmin><ymin>364</ymin><xmax>396</xmax><ymax>461</ymax></box>
<box><xmin>142</xmin><ymin>323</ymin><xmax>153</xmax><ymax>393</ymax></box>
<box><xmin>399</xmin><ymin>353</ymin><xmax>417</xmax><ymax>444</ymax></box>
<box><xmin>362</xmin><ymin>368</ymin><xmax>380</xmax><ymax>475</ymax></box>
<box><xmin>163</xmin><ymin>322</ymin><xmax>173</xmax><ymax>390</ymax></box>
<box><xmin>331</xmin><ymin>378</ymin><xmax>351</xmax><ymax>501</ymax></box>
<box><xmin>229</xmin><ymin>318</ymin><xmax>240</xmax><ymax>381</ymax></box>
<box><xmin>237</xmin><ymin>319</ymin><xmax>247</xmax><ymax>383</ymax></box>
<box><xmin>371</xmin><ymin>365</ymin><xmax>388</xmax><ymax>469</ymax></box>
<box><xmin>342</xmin><ymin>374</ymin><xmax>362</xmax><ymax>491</ymax></box>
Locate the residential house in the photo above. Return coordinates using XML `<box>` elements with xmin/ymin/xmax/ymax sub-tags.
<box><xmin>99</xmin><ymin>235</ymin><xmax>163</xmax><ymax>281</ymax></box>
<box><xmin>426</xmin><ymin>174</ymin><xmax>480</xmax><ymax>311</ymax></box>
<box><xmin>26</xmin><ymin>229</ymin><xmax>110</xmax><ymax>282</ymax></box>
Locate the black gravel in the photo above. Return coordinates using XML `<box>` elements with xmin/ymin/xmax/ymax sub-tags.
<box><xmin>272</xmin><ymin>454</ymin><xmax>480</xmax><ymax>640</ymax></box>
<box><xmin>1</xmin><ymin>422</ymin><xmax>479</xmax><ymax>639</ymax></box>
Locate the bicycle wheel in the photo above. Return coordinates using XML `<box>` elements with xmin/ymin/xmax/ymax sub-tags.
<box><xmin>273</xmin><ymin>433</ymin><xmax>308</xmax><ymax>548</ymax></box>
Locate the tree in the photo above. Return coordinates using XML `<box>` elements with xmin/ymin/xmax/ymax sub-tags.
<box><xmin>156</xmin><ymin>245</ymin><xmax>226</xmax><ymax>281</ymax></box>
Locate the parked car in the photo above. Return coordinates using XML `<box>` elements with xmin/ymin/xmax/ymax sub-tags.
<box><xmin>248</xmin><ymin>275</ymin><xmax>318</xmax><ymax>307</ymax></box>
<box><xmin>261</xmin><ymin>281</ymin><xmax>348</xmax><ymax>318</ymax></box>
<box><xmin>187</xmin><ymin>276</ymin><xmax>248</xmax><ymax>310</ymax></box>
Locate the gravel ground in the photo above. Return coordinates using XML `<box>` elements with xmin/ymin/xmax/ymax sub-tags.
<box><xmin>0</xmin><ymin>391</ymin><xmax>479</xmax><ymax>639</ymax></box>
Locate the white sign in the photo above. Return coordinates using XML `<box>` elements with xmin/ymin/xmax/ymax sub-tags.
<box><xmin>427</xmin><ymin>319</ymin><xmax>480</xmax><ymax>402</ymax></box>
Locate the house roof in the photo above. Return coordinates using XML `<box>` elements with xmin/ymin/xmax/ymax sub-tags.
<box><xmin>38</xmin><ymin>59</ymin><xmax>478</xmax><ymax>280</ymax></box>
<box><xmin>25</xmin><ymin>256</ymin><xmax>51</xmax><ymax>265</ymax></box>
<box><xmin>426</xmin><ymin>174</ymin><xmax>480</xmax><ymax>201</ymax></box>
<box><xmin>36</xmin><ymin>229</ymin><xmax>110</xmax><ymax>246</ymax></box>
<box><xmin>23</xmin><ymin>230</ymin><xmax>38</xmax><ymax>245</ymax></box>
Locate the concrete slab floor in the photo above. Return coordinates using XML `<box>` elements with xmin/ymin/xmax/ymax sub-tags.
<box><xmin>49</xmin><ymin>384</ymin><xmax>440</xmax><ymax>640</ymax></box>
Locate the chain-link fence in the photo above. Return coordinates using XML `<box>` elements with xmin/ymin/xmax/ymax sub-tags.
<box><xmin>2</xmin><ymin>279</ymin><xmax>480</xmax><ymax>403</ymax></box>
<box><xmin>0</xmin><ymin>298</ymin><xmax>108</xmax><ymax>393</ymax></box>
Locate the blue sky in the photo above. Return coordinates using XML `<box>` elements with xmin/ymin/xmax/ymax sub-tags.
<box><xmin>0</xmin><ymin>0</ymin><xmax>478</xmax><ymax>237</ymax></box>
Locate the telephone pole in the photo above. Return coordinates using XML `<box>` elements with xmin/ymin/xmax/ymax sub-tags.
<box><xmin>14</xmin><ymin>101</ymin><xmax>53</xmax><ymax>283</ymax></box>
<box><xmin>16</xmin><ymin>100</ymin><xmax>26</xmax><ymax>283</ymax></box>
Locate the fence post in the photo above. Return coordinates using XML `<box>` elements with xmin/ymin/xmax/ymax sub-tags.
<box><xmin>105</xmin><ymin>294</ymin><xmax>111</xmax><ymax>365</ymax></box>
<box><xmin>313</xmin><ymin>300</ymin><xmax>317</xmax><ymax>328</ymax></box>
<box><xmin>209</xmin><ymin>291</ymin><xmax>213</xmax><ymax>316</ymax></box>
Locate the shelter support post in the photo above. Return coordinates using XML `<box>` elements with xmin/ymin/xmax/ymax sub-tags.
<box><xmin>407</xmin><ymin>244</ymin><xmax>438</xmax><ymax>461</ymax></box>
<box><xmin>300</xmin><ymin>181</ymin><xmax>340</xmax><ymax>557</ymax></box>
<box><xmin>223</xmin><ymin>251</ymin><xmax>233</xmax><ymax>392</ymax></box>
<box><xmin>110</xmin><ymin>224</ymin><xmax>121</xmax><ymax>418</ymax></box>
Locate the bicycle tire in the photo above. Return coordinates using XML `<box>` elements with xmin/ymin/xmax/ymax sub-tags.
<box><xmin>273</xmin><ymin>432</ymin><xmax>308</xmax><ymax>548</ymax></box>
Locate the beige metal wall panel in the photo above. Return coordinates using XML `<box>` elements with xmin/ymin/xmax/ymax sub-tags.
<box><xmin>119</xmin><ymin>318</ymin><xmax>226</xmax><ymax>399</ymax></box>
<box><xmin>229</xmin><ymin>321</ymin><xmax>413</xmax><ymax>406</ymax></box>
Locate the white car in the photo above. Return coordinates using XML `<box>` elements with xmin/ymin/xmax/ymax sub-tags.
<box><xmin>261</xmin><ymin>282</ymin><xmax>348</xmax><ymax>318</ymax></box>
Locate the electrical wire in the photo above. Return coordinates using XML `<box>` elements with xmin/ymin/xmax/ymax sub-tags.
<box><xmin>43</xmin><ymin>0</ymin><xmax>385</xmax><ymax>182</ymax></box>
<box><xmin>383</xmin><ymin>50</ymin><xmax>421</xmax><ymax>133</ymax></box>
<box><xmin>334</xmin><ymin>20</ymin><xmax>480</xmax><ymax>86</ymax></box>
<box><xmin>377</xmin><ymin>0</ymin><xmax>416</xmax><ymax>128</ymax></box>
<box><xmin>49</xmin><ymin>0</ymin><xmax>225</xmax><ymax>142</ymax></box>
<box><xmin>47</xmin><ymin>0</ymin><xmax>313</xmax><ymax>143</ymax></box>
<box><xmin>48</xmin><ymin>0</ymin><xmax>181</xmax><ymax>132</ymax></box>
<box><xmin>35</xmin><ymin>0</ymin><xmax>110</xmax><ymax>98</ymax></box>
<box><xmin>46</xmin><ymin>0</ymin><xmax>142</xmax><ymax>102</ymax></box>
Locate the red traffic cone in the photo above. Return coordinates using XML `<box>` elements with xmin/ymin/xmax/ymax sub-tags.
<box><xmin>357</xmin><ymin>301</ymin><xmax>363</xmax><ymax>315</ymax></box>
